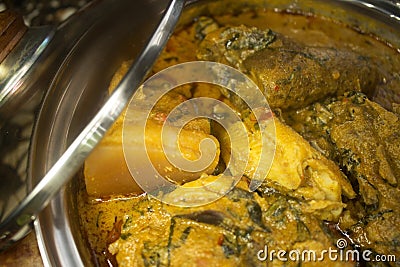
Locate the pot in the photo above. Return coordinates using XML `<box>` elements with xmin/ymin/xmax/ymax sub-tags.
<box><xmin>5</xmin><ymin>0</ymin><xmax>400</xmax><ymax>266</ymax></box>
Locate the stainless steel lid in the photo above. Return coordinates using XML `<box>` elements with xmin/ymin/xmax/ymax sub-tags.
<box><xmin>0</xmin><ymin>0</ymin><xmax>184</xmax><ymax>252</ymax></box>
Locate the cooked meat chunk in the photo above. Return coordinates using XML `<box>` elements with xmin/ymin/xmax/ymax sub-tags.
<box><xmin>244</xmin><ymin>46</ymin><xmax>379</xmax><ymax>110</ymax></box>
<box><xmin>214</xmin><ymin>114</ymin><xmax>355</xmax><ymax>222</ymax></box>
<box><xmin>284</xmin><ymin>91</ymin><xmax>400</xmax><ymax>259</ymax></box>
<box><xmin>197</xmin><ymin>24</ymin><xmax>380</xmax><ymax>110</ymax></box>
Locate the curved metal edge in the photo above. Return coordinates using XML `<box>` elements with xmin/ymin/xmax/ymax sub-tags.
<box><xmin>358</xmin><ymin>0</ymin><xmax>400</xmax><ymax>21</ymax></box>
<box><xmin>331</xmin><ymin>0</ymin><xmax>400</xmax><ymax>51</ymax></box>
<box><xmin>0</xmin><ymin>26</ymin><xmax>55</xmax><ymax>116</ymax></box>
<box><xmin>34</xmin><ymin>191</ymin><xmax>86</xmax><ymax>267</ymax></box>
<box><xmin>0</xmin><ymin>0</ymin><xmax>122</xmax><ymax>235</ymax></box>
<box><xmin>34</xmin><ymin>219</ymin><xmax>51</xmax><ymax>267</ymax></box>
<box><xmin>0</xmin><ymin>0</ymin><xmax>121</xmax><ymax>121</ymax></box>
<box><xmin>0</xmin><ymin>0</ymin><xmax>185</xmax><ymax>253</ymax></box>
<box><xmin>341</xmin><ymin>0</ymin><xmax>400</xmax><ymax>22</ymax></box>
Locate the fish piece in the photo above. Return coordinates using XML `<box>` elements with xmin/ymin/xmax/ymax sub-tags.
<box><xmin>197</xmin><ymin>24</ymin><xmax>380</xmax><ymax>110</ymax></box>
<box><xmin>244</xmin><ymin>45</ymin><xmax>378</xmax><ymax>110</ymax></box>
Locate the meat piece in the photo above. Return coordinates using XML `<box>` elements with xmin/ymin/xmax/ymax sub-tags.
<box><xmin>214</xmin><ymin>115</ymin><xmax>355</xmax><ymax>222</ymax></box>
<box><xmin>197</xmin><ymin>24</ymin><xmax>380</xmax><ymax>110</ymax></box>
<box><xmin>284</xmin><ymin>91</ymin><xmax>400</xmax><ymax>259</ymax></box>
<box><xmin>244</xmin><ymin>46</ymin><xmax>379</xmax><ymax>110</ymax></box>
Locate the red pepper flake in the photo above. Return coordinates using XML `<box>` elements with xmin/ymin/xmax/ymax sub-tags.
<box><xmin>178</xmin><ymin>94</ymin><xmax>187</xmax><ymax>102</ymax></box>
<box><xmin>166</xmin><ymin>38</ymin><xmax>177</xmax><ymax>52</ymax></box>
<box><xmin>217</xmin><ymin>234</ymin><xmax>224</xmax><ymax>246</ymax></box>
<box><xmin>274</xmin><ymin>85</ymin><xmax>280</xmax><ymax>92</ymax></box>
<box><xmin>253</xmin><ymin>107</ymin><xmax>274</xmax><ymax>121</ymax></box>
<box><xmin>154</xmin><ymin>112</ymin><xmax>167</xmax><ymax>122</ymax></box>
<box><xmin>107</xmin><ymin>219</ymin><xmax>123</xmax><ymax>244</ymax></box>
<box><xmin>259</xmin><ymin>111</ymin><xmax>273</xmax><ymax>121</ymax></box>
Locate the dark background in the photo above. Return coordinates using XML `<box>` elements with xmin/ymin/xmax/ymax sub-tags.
<box><xmin>0</xmin><ymin>0</ymin><xmax>93</xmax><ymax>26</ymax></box>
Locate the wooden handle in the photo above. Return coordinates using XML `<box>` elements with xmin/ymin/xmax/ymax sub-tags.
<box><xmin>0</xmin><ymin>10</ymin><xmax>27</xmax><ymax>63</ymax></box>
